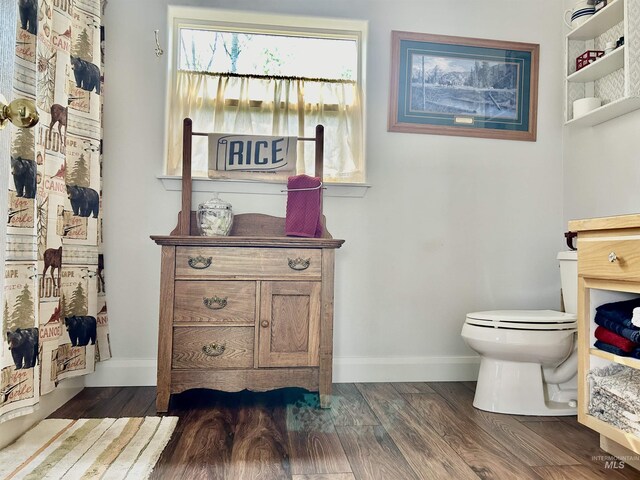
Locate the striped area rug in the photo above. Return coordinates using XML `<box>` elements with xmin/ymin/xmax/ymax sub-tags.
<box><xmin>0</xmin><ymin>416</ymin><xmax>178</xmax><ymax>480</ymax></box>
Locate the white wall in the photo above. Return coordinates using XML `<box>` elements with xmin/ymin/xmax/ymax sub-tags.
<box><xmin>91</xmin><ymin>0</ymin><xmax>565</xmax><ymax>386</ymax></box>
<box><xmin>563</xmin><ymin>108</ymin><xmax>640</xmax><ymax>221</ymax></box>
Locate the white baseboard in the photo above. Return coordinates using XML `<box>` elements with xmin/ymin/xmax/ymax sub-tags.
<box><xmin>0</xmin><ymin>376</ymin><xmax>84</xmax><ymax>449</ymax></box>
<box><xmin>85</xmin><ymin>355</ymin><xmax>480</xmax><ymax>387</ymax></box>
<box><xmin>85</xmin><ymin>358</ymin><xmax>158</xmax><ymax>387</ymax></box>
<box><xmin>333</xmin><ymin>355</ymin><xmax>480</xmax><ymax>383</ymax></box>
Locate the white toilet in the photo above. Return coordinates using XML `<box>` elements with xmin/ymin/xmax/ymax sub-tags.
<box><xmin>461</xmin><ymin>251</ymin><xmax>578</xmax><ymax>416</ymax></box>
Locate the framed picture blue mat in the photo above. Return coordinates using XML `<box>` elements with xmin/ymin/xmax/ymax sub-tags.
<box><xmin>388</xmin><ymin>31</ymin><xmax>539</xmax><ymax>141</ymax></box>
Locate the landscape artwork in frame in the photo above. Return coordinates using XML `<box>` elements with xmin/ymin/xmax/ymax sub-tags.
<box><xmin>388</xmin><ymin>31</ymin><xmax>539</xmax><ymax>141</ymax></box>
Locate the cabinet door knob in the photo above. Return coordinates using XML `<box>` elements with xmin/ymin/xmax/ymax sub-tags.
<box><xmin>261</xmin><ymin>320</ymin><xmax>269</xmax><ymax>328</ymax></box>
<box><xmin>608</xmin><ymin>252</ymin><xmax>618</xmax><ymax>263</ymax></box>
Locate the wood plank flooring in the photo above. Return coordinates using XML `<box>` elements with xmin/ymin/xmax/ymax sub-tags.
<box><xmin>49</xmin><ymin>382</ymin><xmax>640</xmax><ymax>479</ymax></box>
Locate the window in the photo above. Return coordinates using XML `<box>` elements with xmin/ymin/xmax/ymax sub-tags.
<box><xmin>166</xmin><ymin>7</ymin><xmax>367</xmax><ymax>183</ymax></box>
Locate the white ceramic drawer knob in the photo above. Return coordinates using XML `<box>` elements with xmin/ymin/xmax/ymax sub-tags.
<box><xmin>608</xmin><ymin>252</ymin><xmax>618</xmax><ymax>263</ymax></box>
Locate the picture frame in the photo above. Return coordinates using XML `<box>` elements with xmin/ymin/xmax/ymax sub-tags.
<box><xmin>388</xmin><ymin>31</ymin><xmax>539</xmax><ymax>141</ymax></box>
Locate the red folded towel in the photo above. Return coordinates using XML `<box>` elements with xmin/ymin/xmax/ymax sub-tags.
<box><xmin>285</xmin><ymin>174</ymin><xmax>322</xmax><ymax>238</ymax></box>
<box><xmin>594</xmin><ymin>325</ymin><xmax>639</xmax><ymax>352</ymax></box>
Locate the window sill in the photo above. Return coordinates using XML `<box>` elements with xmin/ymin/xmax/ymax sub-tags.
<box><xmin>158</xmin><ymin>176</ymin><xmax>370</xmax><ymax>198</ymax></box>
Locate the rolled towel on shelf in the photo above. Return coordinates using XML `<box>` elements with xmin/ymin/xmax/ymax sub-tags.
<box><xmin>594</xmin><ymin>340</ymin><xmax>630</xmax><ymax>357</ymax></box>
<box><xmin>589</xmin><ymin>392</ymin><xmax>638</xmax><ymax>433</ymax></box>
<box><xmin>633</xmin><ymin>307</ymin><xmax>640</xmax><ymax>328</ymax></box>
<box><xmin>587</xmin><ymin>364</ymin><xmax>640</xmax><ymax>422</ymax></box>
<box><xmin>594</xmin><ymin>312</ymin><xmax>640</xmax><ymax>343</ymax></box>
<box><xmin>596</xmin><ymin>297</ymin><xmax>640</xmax><ymax>328</ymax></box>
<box><xmin>595</xmin><ymin>326</ymin><xmax>639</xmax><ymax>352</ymax></box>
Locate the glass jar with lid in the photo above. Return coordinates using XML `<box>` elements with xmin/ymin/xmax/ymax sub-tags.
<box><xmin>197</xmin><ymin>193</ymin><xmax>233</xmax><ymax>236</ymax></box>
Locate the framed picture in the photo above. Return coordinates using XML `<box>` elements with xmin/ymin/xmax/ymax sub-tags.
<box><xmin>388</xmin><ymin>31</ymin><xmax>539</xmax><ymax>141</ymax></box>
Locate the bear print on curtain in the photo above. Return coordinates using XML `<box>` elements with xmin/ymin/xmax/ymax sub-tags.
<box><xmin>1</xmin><ymin>0</ymin><xmax>109</xmax><ymax>422</ymax></box>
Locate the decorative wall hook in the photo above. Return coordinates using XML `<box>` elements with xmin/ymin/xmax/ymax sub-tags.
<box><xmin>154</xmin><ymin>29</ymin><xmax>164</xmax><ymax>57</ymax></box>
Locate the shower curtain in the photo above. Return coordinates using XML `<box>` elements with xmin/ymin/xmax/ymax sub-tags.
<box><xmin>1</xmin><ymin>0</ymin><xmax>109</xmax><ymax>422</ymax></box>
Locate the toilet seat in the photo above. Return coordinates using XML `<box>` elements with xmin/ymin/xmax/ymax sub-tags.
<box><xmin>465</xmin><ymin>310</ymin><xmax>577</xmax><ymax>331</ymax></box>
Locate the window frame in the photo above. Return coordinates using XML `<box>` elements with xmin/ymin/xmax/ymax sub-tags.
<box><xmin>164</xmin><ymin>6</ymin><xmax>368</xmax><ymax>184</ymax></box>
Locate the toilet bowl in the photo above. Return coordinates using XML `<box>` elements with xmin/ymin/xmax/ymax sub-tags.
<box><xmin>461</xmin><ymin>251</ymin><xmax>578</xmax><ymax>416</ymax></box>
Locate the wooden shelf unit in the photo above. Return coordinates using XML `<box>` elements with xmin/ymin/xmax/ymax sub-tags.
<box><xmin>569</xmin><ymin>213</ymin><xmax>640</xmax><ymax>468</ymax></box>
<box><xmin>567</xmin><ymin>0</ymin><xmax>626</xmax><ymax>41</ymax></box>
<box><xmin>590</xmin><ymin>347</ymin><xmax>640</xmax><ymax>369</ymax></box>
<box><xmin>567</xmin><ymin>46</ymin><xmax>625</xmax><ymax>83</ymax></box>
<box><xmin>564</xmin><ymin>0</ymin><xmax>640</xmax><ymax>126</ymax></box>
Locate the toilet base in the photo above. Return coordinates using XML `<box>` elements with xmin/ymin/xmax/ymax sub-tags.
<box><xmin>474</xmin><ymin>357</ymin><xmax>577</xmax><ymax>416</ymax></box>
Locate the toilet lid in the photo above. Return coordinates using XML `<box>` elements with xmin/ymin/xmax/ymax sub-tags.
<box><xmin>465</xmin><ymin>310</ymin><xmax>577</xmax><ymax>330</ymax></box>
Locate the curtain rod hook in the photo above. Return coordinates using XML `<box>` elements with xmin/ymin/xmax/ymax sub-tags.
<box><xmin>154</xmin><ymin>29</ymin><xmax>164</xmax><ymax>57</ymax></box>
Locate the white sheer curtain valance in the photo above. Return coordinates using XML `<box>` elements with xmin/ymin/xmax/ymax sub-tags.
<box><xmin>167</xmin><ymin>71</ymin><xmax>364</xmax><ymax>182</ymax></box>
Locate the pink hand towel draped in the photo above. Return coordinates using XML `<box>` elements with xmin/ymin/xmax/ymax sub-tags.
<box><xmin>286</xmin><ymin>174</ymin><xmax>323</xmax><ymax>238</ymax></box>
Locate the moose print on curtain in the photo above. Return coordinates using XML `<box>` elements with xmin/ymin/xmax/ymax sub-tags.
<box><xmin>2</xmin><ymin>0</ymin><xmax>109</xmax><ymax>422</ymax></box>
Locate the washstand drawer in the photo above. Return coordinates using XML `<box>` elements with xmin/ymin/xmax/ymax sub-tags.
<box><xmin>174</xmin><ymin>281</ymin><xmax>255</xmax><ymax>324</ymax></box>
<box><xmin>172</xmin><ymin>326</ymin><xmax>254</xmax><ymax>369</ymax></box>
<box><xmin>578</xmin><ymin>235</ymin><xmax>640</xmax><ymax>281</ymax></box>
<box><xmin>175</xmin><ymin>247</ymin><xmax>322</xmax><ymax>278</ymax></box>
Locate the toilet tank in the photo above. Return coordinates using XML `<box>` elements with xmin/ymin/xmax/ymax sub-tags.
<box><xmin>557</xmin><ymin>250</ymin><xmax>578</xmax><ymax>314</ymax></box>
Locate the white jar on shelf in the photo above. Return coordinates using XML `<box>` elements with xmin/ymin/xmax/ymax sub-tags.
<box><xmin>197</xmin><ymin>193</ymin><xmax>234</xmax><ymax>236</ymax></box>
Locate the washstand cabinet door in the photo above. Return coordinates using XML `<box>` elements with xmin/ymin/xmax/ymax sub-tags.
<box><xmin>258</xmin><ymin>281</ymin><xmax>321</xmax><ymax>367</ymax></box>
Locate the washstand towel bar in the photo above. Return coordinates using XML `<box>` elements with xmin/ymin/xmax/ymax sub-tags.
<box><xmin>175</xmin><ymin>118</ymin><xmax>325</xmax><ymax>236</ymax></box>
<box><xmin>192</xmin><ymin>132</ymin><xmax>318</xmax><ymax>142</ymax></box>
<box><xmin>281</xmin><ymin>182</ymin><xmax>325</xmax><ymax>193</ymax></box>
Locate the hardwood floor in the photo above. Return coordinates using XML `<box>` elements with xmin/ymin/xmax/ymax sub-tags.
<box><xmin>49</xmin><ymin>383</ymin><xmax>639</xmax><ymax>479</ymax></box>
